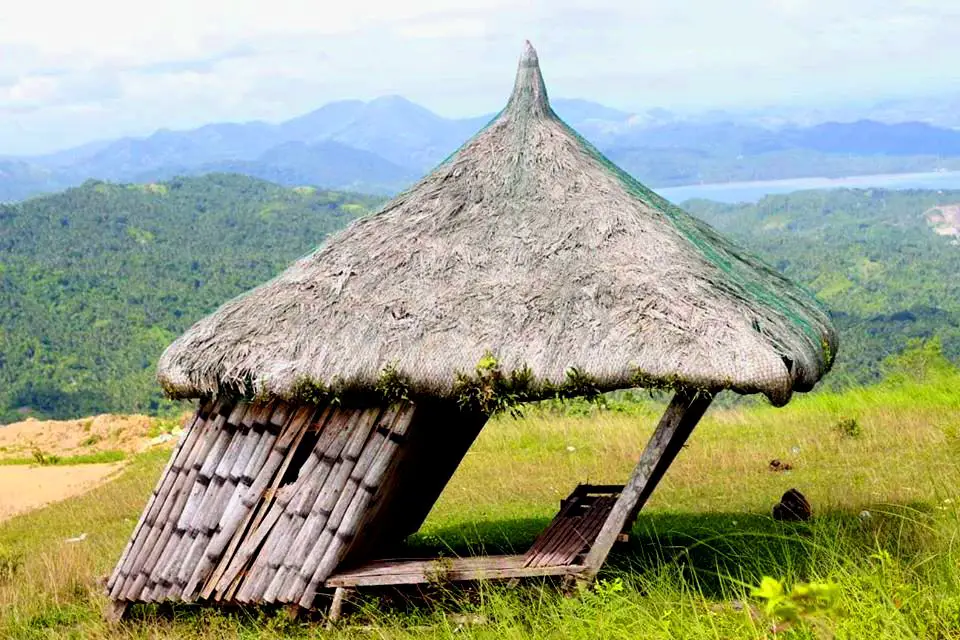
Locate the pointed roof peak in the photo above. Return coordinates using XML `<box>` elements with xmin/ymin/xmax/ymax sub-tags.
<box><xmin>520</xmin><ymin>40</ymin><xmax>539</xmax><ymax>67</ymax></box>
<box><xmin>505</xmin><ymin>40</ymin><xmax>551</xmax><ymax>118</ymax></box>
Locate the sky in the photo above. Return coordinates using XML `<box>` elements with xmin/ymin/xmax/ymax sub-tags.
<box><xmin>2</xmin><ymin>0</ymin><xmax>960</xmax><ymax>155</ymax></box>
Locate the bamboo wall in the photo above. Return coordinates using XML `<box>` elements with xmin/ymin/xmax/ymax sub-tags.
<box><xmin>107</xmin><ymin>396</ymin><xmax>487</xmax><ymax>608</ymax></box>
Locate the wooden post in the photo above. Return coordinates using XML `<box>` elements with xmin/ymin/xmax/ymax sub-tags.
<box><xmin>580</xmin><ymin>388</ymin><xmax>713</xmax><ymax>581</ymax></box>
<box><xmin>326</xmin><ymin>587</ymin><xmax>348</xmax><ymax>628</ymax></box>
<box><xmin>104</xmin><ymin>599</ymin><xmax>128</xmax><ymax>623</ymax></box>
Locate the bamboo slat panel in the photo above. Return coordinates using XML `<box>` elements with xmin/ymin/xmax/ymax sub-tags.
<box><xmin>109</xmin><ymin>395</ymin><xmax>491</xmax><ymax>608</ymax></box>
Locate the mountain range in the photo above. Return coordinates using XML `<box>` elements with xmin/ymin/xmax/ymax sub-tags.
<box><xmin>4</xmin><ymin>96</ymin><xmax>960</xmax><ymax>202</ymax></box>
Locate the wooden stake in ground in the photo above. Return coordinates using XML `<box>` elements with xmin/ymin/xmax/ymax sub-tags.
<box><xmin>326</xmin><ymin>586</ymin><xmax>349</xmax><ymax>627</ymax></box>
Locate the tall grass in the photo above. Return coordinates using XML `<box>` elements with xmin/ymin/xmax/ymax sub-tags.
<box><xmin>0</xmin><ymin>450</ymin><xmax>127</xmax><ymax>466</ymax></box>
<box><xmin>0</xmin><ymin>366</ymin><xmax>958</xmax><ymax>638</ymax></box>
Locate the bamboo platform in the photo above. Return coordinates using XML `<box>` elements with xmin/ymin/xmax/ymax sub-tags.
<box><xmin>326</xmin><ymin>484</ymin><xmax>623</xmax><ymax>587</ymax></box>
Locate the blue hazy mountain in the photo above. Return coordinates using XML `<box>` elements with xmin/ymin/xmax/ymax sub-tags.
<box><xmin>5</xmin><ymin>96</ymin><xmax>960</xmax><ymax>203</ymax></box>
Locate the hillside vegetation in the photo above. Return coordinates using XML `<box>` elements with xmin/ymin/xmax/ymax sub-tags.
<box><xmin>2</xmin><ymin>178</ymin><xmax>958</xmax><ymax>422</ymax></box>
<box><xmin>688</xmin><ymin>188</ymin><xmax>960</xmax><ymax>386</ymax></box>
<box><xmin>0</xmin><ymin>174</ymin><xmax>382</xmax><ymax>423</ymax></box>
<box><xmin>0</xmin><ymin>352</ymin><xmax>957</xmax><ymax>638</ymax></box>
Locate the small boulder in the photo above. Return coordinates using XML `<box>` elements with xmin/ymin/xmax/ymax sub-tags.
<box><xmin>768</xmin><ymin>459</ymin><xmax>794</xmax><ymax>472</ymax></box>
<box><xmin>773</xmin><ymin>488</ymin><xmax>811</xmax><ymax>521</ymax></box>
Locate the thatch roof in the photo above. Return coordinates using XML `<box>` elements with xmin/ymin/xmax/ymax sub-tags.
<box><xmin>158</xmin><ymin>42</ymin><xmax>837</xmax><ymax>408</ymax></box>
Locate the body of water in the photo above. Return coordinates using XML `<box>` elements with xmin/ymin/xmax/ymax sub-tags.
<box><xmin>655</xmin><ymin>170</ymin><xmax>960</xmax><ymax>204</ymax></box>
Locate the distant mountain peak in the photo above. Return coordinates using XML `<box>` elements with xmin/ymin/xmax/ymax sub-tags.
<box><xmin>7</xmin><ymin>95</ymin><xmax>960</xmax><ymax>204</ymax></box>
<box><xmin>551</xmin><ymin>98</ymin><xmax>633</xmax><ymax>122</ymax></box>
<box><xmin>368</xmin><ymin>94</ymin><xmax>415</xmax><ymax>106</ymax></box>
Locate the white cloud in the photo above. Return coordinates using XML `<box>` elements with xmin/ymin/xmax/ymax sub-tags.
<box><xmin>1</xmin><ymin>0</ymin><xmax>959</xmax><ymax>153</ymax></box>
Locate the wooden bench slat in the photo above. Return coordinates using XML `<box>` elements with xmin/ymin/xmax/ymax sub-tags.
<box><xmin>326</xmin><ymin>555</ymin><xmax>582</xmax><ymax>587</ymax></box>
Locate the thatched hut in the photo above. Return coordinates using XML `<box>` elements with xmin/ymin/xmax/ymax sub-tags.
<box><xmin>107</xmin><ymin>42</ymin><xmax>836</xmax><ymax>617</ymax></box>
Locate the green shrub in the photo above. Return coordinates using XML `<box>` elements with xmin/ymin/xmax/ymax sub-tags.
<box><xmin>79</xmin><ymin>434</ymin><xmax>102</xmax><ymax>447</ymax></box>
<box><xmin>835</xmin><ymin>416</ymin><xmax>862</xmax><ymax>438</ymax></box>
<box><xmin>751</xmin><ymin>576</ymin><xmax>840</xmax><ymax>633</ymax></box>
<box><xmin>0</xmin><ymin>545</ymin><xmax>22</xmax><ymax>584</ymax></box>
<box><xmin>31</xmin><ymin>449</ymin><xmax>61</xmax><ymax>466</ymax></box>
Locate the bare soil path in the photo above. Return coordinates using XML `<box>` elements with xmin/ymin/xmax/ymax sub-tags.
<box><xmin>0</xmin><ymin>412</ymin><xmax>186</xmax><ymax>523</ymax></box>
<box><xmin>0</xmin><ymin>414</ymin><xmax>163</xmax><ymax>461</ymax></box>
<box><xmin>0</xmin><ymin>462</ymin><xmax>126</xmax><ymax>523</ymax></box>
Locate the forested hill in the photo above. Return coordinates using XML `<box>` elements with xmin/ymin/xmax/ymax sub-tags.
<box><xmin>0</xmin><ymin>175</ymin><xmax>384</xmax><ymax>423</ymax></box>
<box><xmin>686</xmin><ymin>189</ymin><xmax>960</xmax><ymax>386</ymax></box>
<box><xmin>1</xmin><ymin>177</ymin><xmax>958</xmax><ymax>422</ymax></box>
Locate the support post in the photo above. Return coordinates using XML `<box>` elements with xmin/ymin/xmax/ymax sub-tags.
<box><xmin>580</xmin><ymin>388</ymin><xmax>713</xmax><ymax>581</ymax></box>
<box><xmin>326</xmin><ymin>587</ymin><xmax>349</xmax><ymax>628</ymax></box>
<box><xmin>282</xmin><ymin>603</ymin><xmax>301</xmax><ymax>622</ymax></box>
<box><xmin>104</xmin><ymin>599</ymin><xmax>128</xmax><ymax>623</ymax></box>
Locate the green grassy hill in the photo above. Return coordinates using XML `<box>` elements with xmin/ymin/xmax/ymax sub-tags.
<box><xmin>0</xmin><ymin>359</ymin><xmax>957</xmax><ymax>638</ymax></box>
<box><xmin>0</xmin><ymin>175</ymin><xmax>383</xmax><ymax>422</ymax></box>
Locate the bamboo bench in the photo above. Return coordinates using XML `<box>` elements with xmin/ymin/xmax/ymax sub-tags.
<box><xmin>325</xmin><ymin>483</ymin><xmax>625</xmax><ymax>589</ymax></box>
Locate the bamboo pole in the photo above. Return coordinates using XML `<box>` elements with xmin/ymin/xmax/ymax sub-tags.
<box><xmin>342</xmin><ymin>402</ymin><xmax>487</xmax><ymax>566</ymax></box>
<box><xmin>265</xmin><ymin>409</ymin><xmax>362</xmax><ymax>602</ymax></box>
<box><xmin>233</xmin><ymin>485</ymin><xmax>298</xmax><ymax>604</ymax></box>
<box><xmin>282</xmin><ymin>406</ymin><xmax>350</xmax><ymax>524</ymax></box>
<box><xmin>116</xmin><ymin>399</ymin><xmax>230</xmax><ymax>601</ymax></box>
<box><xmin>260</xmin><ymin>406</ymin><xmax>395</xmax><ymax>603</ymax></box>
<box><xmin>580</xmin><ymin>389</ymin><xmax>713</xmax><ymax>581</ymax></box>
<box><xmin>249</xmin><ymin>405</ymin><xmax>341</xmax><ymax>580</ymax></box>
<box><xmin>209</xmin><ymin>402</ymin><xmax>292</xmax><ymax>597</ymax></box>
<box><xmin>212</xmin><ymin>403</ymin><xmax>315</xmax><ymax>597</ymax></box>
<box><xmin>175</xmin><ymin>404</ymin><xmax>254</xmax><ymax>599</ymax></box>
<box><xmin>327</xmin><ymin>587</ymin><xmax>348</xmax><ymax>626</ymax></box>
<box><xmin>157</xmin><ymin>408</ymin><xmax>240</xmax><ymax>600</ymax></box>
<box><xmin>246</xmin><ymin>406</ymin><xmax>383</xmax><ymax>603</ymax></box>
<box><xmin>277</xmin><ymin>407</ymin><xmax>382</xmax><ymax>603</ymax></box>
<box><xmin>257</xmin><ymin>407</ymin><xmax>358</xmax><ymax>603</ymax></box>
<box><xmin>120</xmin><ymin>454</ymin><xmax>201</xmax><ymax>601</ymax></box>
<box><xmin>236</xmin><ymin>407</ymin><xmax>316</xmax><ymax>602</ymax></box>
<box><xmin>108</xmin><ymin>400</ymin><xmax>212</xmax><ymax>593</ymax></box>
<box><xmin>331</xmin><ymin>432</ymin><xmax>412</xmax><ymax>568</ymax></box>
<box><xmin>128</xmin><ymin>483</ymin><xmax>195</xmax><ymax>600</ymax></box>
<box><xmin>199</xmin><ymin>403</ymin><xmax>278</xmax><ymax>599</ymax></box>
<box><xmin>276</xmin><ymin>410</ymin><xmax>364</xmax><ymax>578</ymax></box>
<box><xmin>185</xmin><ymin>403</ymin><xmax>296</xmax><ymax>599</ymax></box>
<box><xmin>140</xmin><ymin>402</ymin><xmax>236</xmax><ymax>599</ymax></box>
<box><xmin>298</xmin><ymin>403</ymin><xmax>415</xmax><ymax>607</ymax></box>
<box><xmin>108</xmin><ymin>401</ymin><xmax>212</xmax><ymax>598</ymax></box>
<box><xmin>227</xmin><ymin>404</ymin><xmax>316</xmax><ymax>602</ymax></box>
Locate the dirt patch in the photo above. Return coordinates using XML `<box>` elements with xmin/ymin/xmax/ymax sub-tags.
<box><xmin>0</xmin><ymin>414</ymin><xmax>184</xmax><ymax>461</ymax></box>
<box><xmin>925</xmin><ymin>204</ymin><xmax>960</xmax><ymax>242</ymax></box>
<box><xmin>0</xmin><ymin>463</ymin><xmax>126</xmax><ymax>522</ymax></box>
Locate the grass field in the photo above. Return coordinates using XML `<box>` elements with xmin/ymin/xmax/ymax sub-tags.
<box><xmin>0</xmin><ymin>451</ymin><xmax>127</xmax><ymax>467</ymax></box>
<box><xmin>0</xmin><ymin>362</ymin><xmax>958</xmax><ymax>638</ymax></box>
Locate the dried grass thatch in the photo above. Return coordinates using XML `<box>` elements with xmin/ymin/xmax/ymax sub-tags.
<box><xmin>158</xmin><ymin>42</ymin><xmax>837</xmax><ymax>407</ymax></box>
